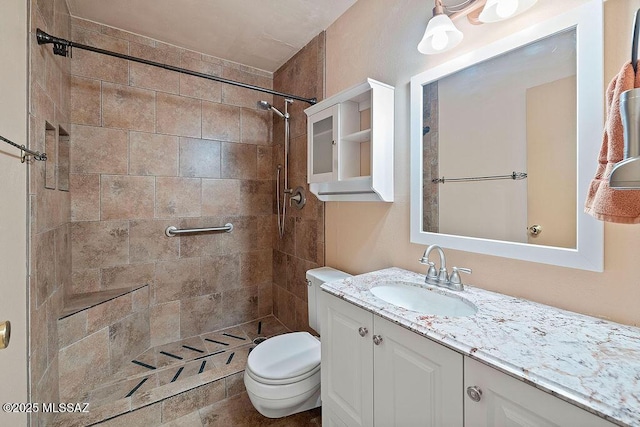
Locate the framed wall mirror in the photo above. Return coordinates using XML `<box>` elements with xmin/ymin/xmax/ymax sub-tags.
<box><xmin>410</xmin><ymin>0</ymin><xmax>604</xmax><ymax>271</ymax></box>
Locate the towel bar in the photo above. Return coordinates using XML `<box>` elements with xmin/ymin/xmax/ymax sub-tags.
<box><xmin>0</xmin><ymin>134</ymin><xmax>47</xmax><ymax>162</ymax></box>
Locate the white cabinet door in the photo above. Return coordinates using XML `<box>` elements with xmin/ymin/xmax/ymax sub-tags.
<box><xmin>464</xmin><ymin>358</ymin><xmax>616</xmax><ymax>427</ymax></box>
<box><xmin>308</xmin><ymin>104</ymin><xmax>339</xmax><ymax>183</ymax></box>
<box><xmin>374</xmin><ymin>316</ymin><xmax>463</xmax><ymax>427</ymax></box>
<box><xmin>323</xmin><ymin>406</ymin><xmax>350</xmax><ymax>427</ymax></box>
<box><xmin>321</xmin><ymin>294</ymin><xmax>374</xmax><ymax>427</ymax></box>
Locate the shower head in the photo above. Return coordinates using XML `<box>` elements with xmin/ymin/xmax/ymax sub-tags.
<box><xmin>257</xmin><ymin>100</ymin><xmax>286</xmax><ymax>118</ymax></box>
<box><xmin>257</xmin><ymin>100</ymin><xmax>271</xmax><ymax>110</ymax></box>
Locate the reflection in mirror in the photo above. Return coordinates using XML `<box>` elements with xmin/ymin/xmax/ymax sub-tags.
<box><xmin>422</xmin><ymin>29</ymin><xmax>577</xmax><ymax>249</ymax></box>
<box><xmin>410</xmin><ymin>0</ymin><xmax>604</xmax><ymax>271</ymax></box>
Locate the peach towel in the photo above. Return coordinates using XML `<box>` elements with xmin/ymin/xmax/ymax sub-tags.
<box><xmin>585</xmin><ymin>62</ymin><xmax>640</xmax><ymax>223</ymax></box>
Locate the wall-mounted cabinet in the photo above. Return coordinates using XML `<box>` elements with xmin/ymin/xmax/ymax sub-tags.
<box><xmin>305</xmin><ymin>78</ymin><xmax>394</xmax><ymax>202</ymax></box>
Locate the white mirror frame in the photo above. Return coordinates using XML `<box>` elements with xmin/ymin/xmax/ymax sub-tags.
<box><xmin>410</xmin><ymin>0</ymin><xmax>604</xmax><ymax>272</ymax></box>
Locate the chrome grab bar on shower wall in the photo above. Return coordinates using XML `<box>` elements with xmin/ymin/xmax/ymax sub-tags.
<box><xmin>165</xmin><ymin>223</ymin><xmax>233</xmax><ymax>237</ymax></box>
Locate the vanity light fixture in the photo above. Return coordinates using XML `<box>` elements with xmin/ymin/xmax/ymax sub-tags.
<box><xmin>418</xmin><ymin>0</ymin><xmax>538</xmax><ymax>55</ymax></box>
<box><xmin>418</xmin><ymin>0</ymin><xmax>464</xmax><ymax>54</ymax></box>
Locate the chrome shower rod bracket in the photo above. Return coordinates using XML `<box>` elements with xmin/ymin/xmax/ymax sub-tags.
<box><xmin>35</xmin><ymin>29</ymin><xmax>317</xmax><ymax>105</ymax></box>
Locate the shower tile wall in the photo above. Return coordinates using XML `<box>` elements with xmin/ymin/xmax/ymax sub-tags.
<box><xmin>272</xmin><ymin>33</ymin><xmax>326</xmax><ymax>332</ymax></box>
<box><xmin>28</xmin><ymin>0</ymin><xmax>72</xmax><ymax>425</ymax></box>
<box><xmin>68</xmin><ymin>18</ymin><xmax>275</xmax><ymax>347</ymax></box>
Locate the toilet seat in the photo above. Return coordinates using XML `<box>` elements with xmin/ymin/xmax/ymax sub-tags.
<box><xmin>246</xmin><ymin>363</ymin><xmax>319</xmax><ymax>385</ymax></box>
<box><xmin>244</xmin><ymin>368</ymin><xmax>320</xmax><ymax>401</ymax></box>
<box><xmin>246</xmin><ymin>332</ymin><xmax>320</xmax><ymax>385</ymax></box>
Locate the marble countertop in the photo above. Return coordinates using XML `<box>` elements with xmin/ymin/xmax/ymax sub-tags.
<box><xmin>321</xmin><ymin>267</ymin><xmax>640</xmax><ymax>427</ymax></box>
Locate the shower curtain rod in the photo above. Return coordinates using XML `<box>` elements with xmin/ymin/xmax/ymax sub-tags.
<box><xmin>36</xmin><ymin>29</ymin><xmax>317</xmax><ymax>105</ymax></box>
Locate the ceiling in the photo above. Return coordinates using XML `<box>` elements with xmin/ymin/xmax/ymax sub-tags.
<box><xmin>66</xmin><ymin>0</ymin><xmax>358</xmax><ymax>73</ymax></box>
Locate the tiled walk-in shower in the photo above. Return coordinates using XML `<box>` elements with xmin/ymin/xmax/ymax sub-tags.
<box><xmin>29</xmin><ymin>0</ymin><xmax>324</xmax><ymax>424</ymax></box>
<box><xmin>53</xmin><ymin>316</ymin><xmax>290</xmax><ymax>425</ymax></box>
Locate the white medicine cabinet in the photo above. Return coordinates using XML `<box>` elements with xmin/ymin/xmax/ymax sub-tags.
<box><xmin>305</xmin><ymin>78</ymin><xmax>394</xmax><ymax>202</ymax></box>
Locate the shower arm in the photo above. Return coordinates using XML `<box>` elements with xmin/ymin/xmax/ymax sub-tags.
<box><xmin>35</xmin><ymin>29</ymin><xmax>317</xmax><ymax>105</ymax></box>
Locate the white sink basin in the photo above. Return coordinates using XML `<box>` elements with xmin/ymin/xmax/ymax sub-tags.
<box><xmin>369</xmin><ymin>281</ymin><xmax>477</xmax><ymax>317</ymax></box>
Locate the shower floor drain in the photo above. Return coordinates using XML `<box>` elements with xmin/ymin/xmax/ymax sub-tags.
<box><xmin>252</xmin><ymin>337</ymin><xmax>267</xmax><ymax>345</ymax></box>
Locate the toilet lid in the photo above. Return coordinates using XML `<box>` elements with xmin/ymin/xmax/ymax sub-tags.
<box><xmin>247</xmin><ymin>332</ymin><xmax>320</xmax><ymax>381</ymax></box>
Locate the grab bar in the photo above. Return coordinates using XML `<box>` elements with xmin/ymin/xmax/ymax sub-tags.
<box><xmin>165</xmin><ymin>223</ymin><xmax>233</xmax><ymax>237</ymax></box>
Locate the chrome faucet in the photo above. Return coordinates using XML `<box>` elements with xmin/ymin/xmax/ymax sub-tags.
<box><xmin>419</xmin><ymin>245</ymin><xmax>471</xmax><ymax>291</ymax></box>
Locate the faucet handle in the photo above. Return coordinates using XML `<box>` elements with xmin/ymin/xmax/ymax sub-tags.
<box><xmin>450</xmin><ymin>267</ymin><xmax>471</xmax><ymax>285</ymax></box>
<box><xmin>425</xmin><ymin>262</ymin><xmax>438</xmax><ymax>280</ymax></box>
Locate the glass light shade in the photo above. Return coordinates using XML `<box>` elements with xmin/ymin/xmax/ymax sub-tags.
<box><xmin>479</xmin><ymin>0</ymin><xmax>538</xmax><ymax>23</ymax></box>
<box><xmin>418</xmin><ymin>14</ymin><xmax>464</xmax><ymax>55</ymax></box>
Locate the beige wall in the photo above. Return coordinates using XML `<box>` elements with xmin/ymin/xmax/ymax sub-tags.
<box><xmin>0</xmin><ymin>0</ymin><xmax>29</xmax><ymax>423</ymax></box>
<box><xmin>325</xmin><ymin>0</ymin><xmax>640</xmax><ymax>326</ymax></box>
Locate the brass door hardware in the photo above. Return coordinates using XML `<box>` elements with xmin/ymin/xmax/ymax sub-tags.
<box><xmin>528</xmin><ymin>224</ymin><xmax>543</xmax><ymax>236</ymax></box>
<box><xmin>0</xmin><ymin>321</ymin><xmax>11</xmax><ymax>350</ymax></box>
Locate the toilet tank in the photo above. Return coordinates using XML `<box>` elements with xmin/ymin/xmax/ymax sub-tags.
<box><xmin>306</xmin><ymin>267</ymin><xmax>351</xmax><ymax>334</ymax></box>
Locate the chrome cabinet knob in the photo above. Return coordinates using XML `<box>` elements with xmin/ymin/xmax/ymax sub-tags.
<box><xmin>467</xmin><ymin>386</ymin><xmax>482</xmax><ymax>402</ymax></box>
<box><xmin>358</xmin><ymin>327</ymin><xmax>368</xmax><ymax>337</ymax></box>
<box><xmin>373</xmin><ymin>335</ymin><xmax>383</xmax><ymax>345</ymax></box>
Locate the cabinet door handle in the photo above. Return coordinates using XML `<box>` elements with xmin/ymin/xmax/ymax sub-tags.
<box><xmin>358</xmin><ymin>327</ymin><xmax>368</xmax><ymax>337</ymax></box>
<box><xmin>373</xmin><ymin>335</ymin><xmax>383</xmax><ymax>345</ymax></box>
<box><xmin>466</xmin><ymin>386</ymin><xmax>482</xmax><ymax>402</ymax></box>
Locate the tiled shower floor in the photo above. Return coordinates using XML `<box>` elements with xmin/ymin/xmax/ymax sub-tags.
<box><xmin>53</xmin><ymin>316</ymin><xmax>293</xmax><ymax>426</ymax></box>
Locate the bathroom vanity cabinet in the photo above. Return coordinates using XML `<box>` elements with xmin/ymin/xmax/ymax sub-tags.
<box><xmin>304</xmin><ymin>78</ymin><xmax>394</xmax><ymax>202</ymax></box>
<box><xmin>320</xmin><ymin>292</ymin><xmax>463</xmax><ymax>427</ymax></box>
<box><xmin>320</xmin><ymin>292</ymin><xmax>615</xmax><ymax>427</ymax></box>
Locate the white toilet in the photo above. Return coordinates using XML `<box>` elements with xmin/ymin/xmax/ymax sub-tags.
<box><xmin>244</xmin><ymin>267</ymin><xmax>351</xmax><ymax>418</ymax></box>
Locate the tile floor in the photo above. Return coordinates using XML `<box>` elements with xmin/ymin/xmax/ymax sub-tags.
<box><xmin>53</xmin><ymin>316</ymin><xmax>308</xmax><ymax>426</ymax></box>
<box><xmin>162</xmin><ymin>392</ymin><xmax>322</xmax><ymax>427</ymax></box>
